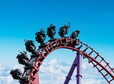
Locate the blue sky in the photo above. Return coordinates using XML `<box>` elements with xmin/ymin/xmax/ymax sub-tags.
<box><xmin>0</xmin><ymin>0</ymin><xmax>114</xmax><ymax>67</ymax></box>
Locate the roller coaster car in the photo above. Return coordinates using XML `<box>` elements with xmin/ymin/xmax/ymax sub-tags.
<box><xmin>47</xmin><ymin>24</ymin><xmax>56</xmax><ymax>42</ymax></box>
<box><xmin>10</xmin><ymin>69</ymin><xmax>22</xmax><ymax>80</ymax></box>
<box><xmin>10</xmin><ymin>69</ymin><xmax>28</xmax><ymax>83</ymax></box>
<box><xmin>17</xmin><ymin>51</ymin><xmax>30</xmax><ymax>66</ymax></box>
<box><xmin>25</xmin><ymin>40</ymin><xmax>36</xmax><ymax>54</ymax></box>
<box><xmin>58</xmin><ymin>23</ymin><xmax>70</xmax><ymax>38</ymax></box>
<box><xmin>17</xmin><ymin>53</ymin><xmax>34</xmax><ymax>70</ymax></box>
<box><xmin>35</xmin><ymin>29</ymin><xmax>47</xmax><ymax>48</ymax></box>
<box><xmin>70</xmin><ymin>30</ymin><xmax>80</xmax><ymax>39</ymax></box>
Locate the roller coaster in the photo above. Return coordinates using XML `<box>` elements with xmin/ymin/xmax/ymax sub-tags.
<box><xmin>10</xmin><ymin>23</ymin><xmax>114</xmax><ymax>84</ymax></box>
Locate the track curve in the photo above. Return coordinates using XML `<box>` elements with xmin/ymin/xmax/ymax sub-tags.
<box><xmin>22</xmin><ymin>37</ymin><xmax>114</xmax><ymax>84</ymax></box>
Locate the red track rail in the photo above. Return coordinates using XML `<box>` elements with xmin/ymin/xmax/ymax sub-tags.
<box><xmin>22</xmin><ymin>37</ymin><xmax>114</xmax><ymax>84</ymax></box>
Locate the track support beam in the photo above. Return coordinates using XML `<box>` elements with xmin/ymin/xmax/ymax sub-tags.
<box><xmin>76</xmin><ymin>52</ymin><xmax>82</xmax><ymax>84</ymax></box>
<box><xmin>64</xmin><ymin>56</ymin><xmax>77</xmax><ymax>84</ymax></box>
<box><xmin>31</xmin><ymin>72</ymin><xmax>39</xmax><ymax>84</ymax></box>
<box><xmin>64</xmin><ymin>52</ymin><xmax>82</xmax><ymax>84</ymax></box>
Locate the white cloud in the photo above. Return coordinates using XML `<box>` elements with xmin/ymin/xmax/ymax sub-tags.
<box><xmin>0</xmin><ymin>64</ymin><xmax>20</xmax><ymax>84</ymax></box>
<box><xmin>39</xmin><ymin>59</ymin><xmax>108</xmax><ymax>84</ymax></box>
<box><xmin>0</xmin><ymin>59</ymin><xmax>113</xmax><ymax>84</ymax></box>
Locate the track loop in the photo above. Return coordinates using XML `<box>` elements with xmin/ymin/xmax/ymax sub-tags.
<box><xmin>22</xmin><ymin>37</ymin><xmax>114</xmax><ymax>84</ymax></box>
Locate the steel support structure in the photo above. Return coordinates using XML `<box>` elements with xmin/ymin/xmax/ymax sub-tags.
<box><xmin>64</xmin><ymin>52</ymin><xmax>82</xmax><ymax>84</ymax></box>
<box><xmin>21</xmin><ymin>38</ymin><xmax>114</xmax><ymax>84</ymax></box>
<box><xmin>76</xmin><ymin>52</ymin><xmax>82</xmax><ymax>84</ymax></box>
<box><xmin>31</xmin><ymin>72</ymin><xmax>39</xmax><ymax>84</ymax></box>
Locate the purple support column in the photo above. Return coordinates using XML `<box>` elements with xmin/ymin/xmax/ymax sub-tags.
<box><xmin>64</xmin><ymin>52</ymin><xmax>82</xmax><ymax>84</ymax></box>
<box><xmin>76</xmin><ymin>52</ymin><xmax>82</xmax><ymax>84</ymax></box>
<box><xmin>64</xmin><ymin>56</ymin><xmax>77</xmax><ymax>84</ymax></box>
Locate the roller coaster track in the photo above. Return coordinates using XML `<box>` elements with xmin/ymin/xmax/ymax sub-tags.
<box><xmin>22</xmin><ymin>37</ymin><xmax>114</xmax><ymax>84</ymax></box>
